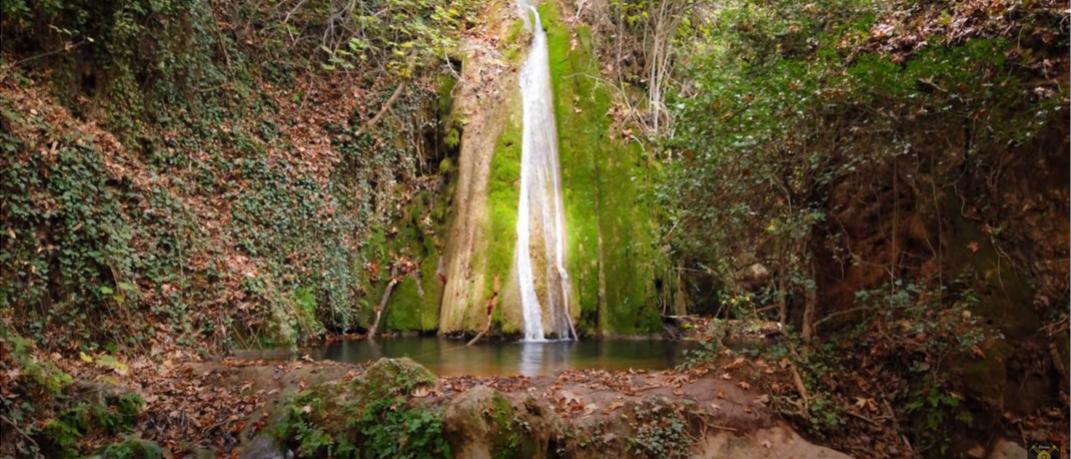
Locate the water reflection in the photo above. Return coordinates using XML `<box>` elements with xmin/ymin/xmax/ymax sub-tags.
<box><xmin>314</xmin><ymin>337</ymin><xmax>689</xmax><ymax>377</ymax></box>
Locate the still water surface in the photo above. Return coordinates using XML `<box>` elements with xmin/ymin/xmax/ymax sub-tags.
<box><xmin>311</xmin><ymin>337</ymin><xmax>690</xmax><ymax>377</ymax></box>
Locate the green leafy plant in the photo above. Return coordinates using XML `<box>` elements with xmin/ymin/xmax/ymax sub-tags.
<box><xmin>627</xmin><ymin>397</ymin><xmax>694</xmax><ymax>459</ymax></box>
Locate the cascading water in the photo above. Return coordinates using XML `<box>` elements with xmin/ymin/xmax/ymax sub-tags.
<box><xmin>516</xmin><ymin>1</ymin><xmax>577</xmax><ymax>342</ymax></box>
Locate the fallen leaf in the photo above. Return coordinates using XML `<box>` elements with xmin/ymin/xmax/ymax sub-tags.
<box><xmin>724</xmin><ymin>357</ymin><xmax>746</xmax><ymax>369</ymax></box>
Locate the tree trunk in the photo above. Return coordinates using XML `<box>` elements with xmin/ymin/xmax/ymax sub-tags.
<box><xmin>801</xmin><ymin>261</ymin><xmax>817</xmax><ymax>341</ymax></box>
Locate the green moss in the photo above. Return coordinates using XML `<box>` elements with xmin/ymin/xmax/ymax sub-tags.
<box><xmin>2</xmin><ymin>328</ymin><xmax>73</xmax><ymax>394</ymax></box>
<box><xmin>955</xmin><ymin>339</ymin><xmax>1012</xmax><ymax>405</ymax></box>
<box><xmin>37</xmin><ymin>392</ymin><xmax>145</xmax><ymax>458</ymax></box>
<box><xmin>95</xmin><ymin>436</ymin><xmax>165</xmax><ymax>459</ymax></box>
<box><xmin>488</xmin><ymin>393</ymin><xmax>532</xmax><ymax>459</ymax></box>
<box><xmin>485</xmin><ymin>90</ymin><xmax>524</xmax><ymax>333</ymax></box>
<box><xmin>41</xmin><ymin>418</ymin><xmax>82</xmax><ymax>458</ymax></box>
<box><xmin>361</xmin><ymin>357</ymin><xmax>438</xmax><ymax>395</ymax></box>
<box><xmin>439</xmin><ymin>156</ymin><xmax>456</xmax><ymax>173</ymax></box>
<box><xmin>291</xmin><ymin>286</ymin><xmax>326</xmax><ymax>339</ymax></box>
<box><xmin>272</xmin><ymin>358</ymin><xmax>447</xmax><ymax>458</ymax></box>
<box><xmin>444</xmin><ymin>129</ymin><xmax>461</xmax><ymax>150</ymax></box>
<box><xmin>377</xmin><ymin>188</ymin><xmax>450</xmax><ymax>333</ymax></box>
<box><xmin>538</xmin><ymin>2</ymin><xmax>663</xmax><ymax>335</ymax></box>
<box><xmin>437</xmin><ymin>74</ymin><xmax>458</xmax><ymax>118</ymax></box>
<box><xmin>502</xmin><ymin>19</ymin><xmax>531</xmax><ymax>64</ymax></box>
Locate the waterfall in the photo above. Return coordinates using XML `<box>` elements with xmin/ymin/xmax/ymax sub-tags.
<box><xmin>516</xmin><ymin>1</ymin><xmax>577</xmax><ymax>342</ymax></box>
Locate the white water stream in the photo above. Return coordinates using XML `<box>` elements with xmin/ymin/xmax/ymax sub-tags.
<box><xmin>516</xmin><ymin>1</ymin><xmax>577</xmax><ymax>341</ymax></box>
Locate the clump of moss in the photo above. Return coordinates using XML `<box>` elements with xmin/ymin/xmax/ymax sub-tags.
<box><xmin>93</xmin><ymin>436</ymin><xmax>164</xmax><ymax>459</ymax></box>
<box><xmin>361</xmin><ymin>357</ymin><xmax>437</xmax><ymax>395</ymax></box>
<box><xmin>37</xmin><ymin>392</ymin><xmax>145</xmax><ymax>458</ymax></box>
<box><xmin>272</xmin><ymin>358</ymin><xmax>448</xmax><ymax>458</ymax></box>
<box><xmin>1</xmin><ymin>327</ymin><xmax>73</xmax><ymax>396</ymax></box>
<box><xmin>488</xmin><ymin>393</ymin><xmax>534</xmax><ymax>459</ymax></box>
<box><xmin>1</xmin><ymin>326</ymin><xmax>74</xmax><ymax>456</ymax></box>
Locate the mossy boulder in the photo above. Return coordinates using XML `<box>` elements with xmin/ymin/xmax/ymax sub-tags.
<box><xmin>444</xmin><ymin>386</ymin><xmax>555</xmax><ymax>459</ymax></box>
<box><xmin>361</xmin><ymin>357</ymin><xmax>438</xmax><ymax>395</ymax></box>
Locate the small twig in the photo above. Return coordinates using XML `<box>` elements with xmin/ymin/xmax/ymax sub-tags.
<box><xmin>843</xmin><ymin>409</ymin><xmax>884</xmax><ymax>425</ymax></box>
<box><xmin>467</xmin><ymin>275</ymin><xmax>500</xmax><ymax>346</ymax></box>
<box><xmin>282</xmin><ymin>0</ymin><xmax>309</xmax><ymax>25</ymax></box>
<box><xmin>356</xmin><ymin>81</ymin><xmax>407</xmax><ymax>137</ymax></box>
<box><xmin>1050</xmin><ymin>344</ymin><xmax>1069</xmax><ymax>385</ymax></box>
<box><xmin>0</xmin><ymin>414</ymin><xmax>38</xmax><ymax>449</ymax></box>
<box><xmin>881</xmin><ymin>398</ymin><xmax>914</xmax><ymax>454</ymax></box>
<box><xmin>812</xmin><ymin>305</ymin><xmax>878</xmax><ymax>330</ymax></box>
<box><xmin>786</xmin><ymin>341</ymin><xmax>810</xmax><ymax>416</ymax></box>
<box><xmin>368</xmin><ymin>264</ymin><xmax>401</xmax><ymax>340</ymax></box>
<box><xmin>0</xmin><ymin>39</ymin><xmax>89</xmax><ymax>78</ymax></box>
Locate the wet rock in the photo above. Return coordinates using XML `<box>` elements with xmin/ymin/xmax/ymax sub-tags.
<box><xmin>954</xmin><ymin>338</ymin><xmax>1013</xmax><ymax>426</ymax></box>
<box><xmin>237</xmin><ymin>434</ymin><xmax>291</xmax><ymax>459</ymax></box>
<box><xmin>444</xmin><ymin>386</ymin><xmax>558</xmax><ymax>459</ymax></box>
<box><xmin>737</xmin><ymin>262</ymin><xmax>770</xmax><ymax>289</ymax></box>
<box><xmin>988</xmin><ymin>439</ymin><xmax>1027</xmax><ymax>459</ymax></box>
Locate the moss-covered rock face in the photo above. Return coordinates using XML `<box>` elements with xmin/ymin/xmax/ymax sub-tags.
<box><xmin>438</xmin><ymin>4</ymin><xmax>522</xmax><ymax>335</ymax></box>
<box><xmin>484</xmin><ymin>89</ymin><xmax>526</xmax><ymax>334</ymax></box>
<box><xmin>538</xmin><ymin>1</ymin><xmax>664</xmax><ymax>335</ymax></box>
<box><xmin>358</xmin><ymin>184</ymin><xmax>454</xmax><ymax>333</ymax></box>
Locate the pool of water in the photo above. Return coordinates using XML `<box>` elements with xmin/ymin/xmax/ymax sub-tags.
<box><xmin>309</xmin><ymin>337</ymin><xmax>691</xmax><ymax>377</ymax></box>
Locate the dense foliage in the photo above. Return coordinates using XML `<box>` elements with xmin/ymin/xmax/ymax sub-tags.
<box><xmin>1</xmin><ymin>0</ymin><xmax>467</xmax><ymax>350</ymax></box>
<box><xmin>656</xmin><ymin>0</ymin><xmax>1068</xmax><ymax>454</ymax></box>
<box><xmin>663</xmin><ymin>0</ymin><xmax>1065</xmax><ymax>319</ymax></box>
<box><xmin>273</xmin><ymin>358</ymin><xmax>449</xmax><ymax>458</ymax></box>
